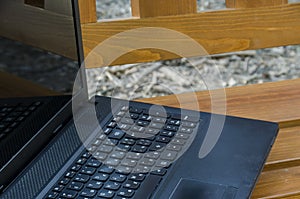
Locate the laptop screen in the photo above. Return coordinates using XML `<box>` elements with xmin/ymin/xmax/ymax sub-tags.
<box><xmin>0</xmin><ymin>0</ymin><xmax>83</xmax><ymax>100</ymax></box>
<box><xmin>0</xmin><ymin>36</ymin><xmax>80</xmax><ymax>99</ymax></box>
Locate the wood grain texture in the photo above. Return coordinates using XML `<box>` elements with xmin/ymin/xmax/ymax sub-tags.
<box><xmin>226</xmin><ymin>0</ymin><xmax>288</xmax><ymax>8</ymax></box>
<box><xmin>0</xmin><ymin>72</ymin><xmax>58</xmax><ymax>98</ymax></box>
<box><xmin>0</xmin><ymin>0</ymin><xmax>77</xmax><ymax>59</ymax></box>
<box><xmin>78</xmin><ymin>0</ymin><xmax>97</xmax><ymax>24</ymax></box>
<box><xmin>265</xmin><ymin>126</ymin><xmax>300</xmax><ymax>171</ymax></box>
<box><xmin>138</xmin><ymin>79</ymin><xmax>300</xmax><ymax>127</ymax></box>
<box><xmin>131</xmin><ymin>0</ymin><xmax>197</xmax><ymax>18</ymax></box>
<box><xmin>45</xmin><ymin>0</ymin><xmax>72</xmax><ymax>16</ymax></box>
<box><xmin>81</xmin><ymin>3</ymin><xmax>300</xmax><ymax>67</ymax></box>
<box><xmin>252</xmin><ymin>165</ymin><xmax>300</xmax><ymax>198</ymax></box>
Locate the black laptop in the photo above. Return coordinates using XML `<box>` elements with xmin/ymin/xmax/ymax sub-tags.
<box><xmin>0</xmin><ymin>1</ymin><xmax>278</xmax><ymax>198</ymax></box>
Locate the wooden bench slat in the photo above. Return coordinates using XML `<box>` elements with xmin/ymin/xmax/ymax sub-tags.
<box><xmin>252</xmin><ymin>165</ymin><xmax>300</xmax><ymax>198</ymax></box>
<box><xmin>139</xmin><ymin>79</ymin><xmax>300</xmax><ymax>127</ymax></box>
<box><xmin>82</xmin><ymin>3</ymin><xmax>300</xmax><ymax>67</ymax></box>
<box><xmin>265</xmin><ymin>126</ymin><xmax>300</xmax><ymax>171</ymax></box>
<box><xmin>226</xmin><ymin>0</ymin><xmax>288</xmax><ymax>8</ymax></box>
<box><xmin>131</xmin><ymin>0</ymin><xmax>197</xmax><ymax>18</ymax></box>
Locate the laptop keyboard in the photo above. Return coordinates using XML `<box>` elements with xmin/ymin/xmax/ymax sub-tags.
<box><xmin>45</xmin><ymin>105</ymin><xmax>199</xmax><ymax>199</ymax></box>
<box><xmin>0</xmin><ymin>101</ymin><xmax>42</xmax><ymax>140</ymax></box>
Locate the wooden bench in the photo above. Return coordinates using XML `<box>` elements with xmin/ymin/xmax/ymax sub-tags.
<box><xmin>1</xmin><ymin>0</ymin><xmax>300</xmax><ymax>198</ymax></box>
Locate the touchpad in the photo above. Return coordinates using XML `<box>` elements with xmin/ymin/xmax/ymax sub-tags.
<box><xmin>170</xmin><ymin>179</ymin><xmax>237</xmax><ymax>199</ymax></box>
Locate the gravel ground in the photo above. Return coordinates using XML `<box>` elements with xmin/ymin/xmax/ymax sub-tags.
<box><xmin>0</xmin><ymin>0</ymin><xmax>299</xmax><ymax>98</ymax></box>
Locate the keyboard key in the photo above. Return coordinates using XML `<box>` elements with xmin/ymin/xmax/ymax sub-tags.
<box><xmin>92</xmin><ymin>139</ymin><xmax>102</xmax><ymax>147</ymax></box>
<box><xmin>74</xmin><ymin>174</ymin><xmax>90</xmax><ymax>183</ymax></box>
<box><xmin>53</xmin><ymin>184</ymin><xmax>64</xmax><ymax>192</ymax></box>
<box><xmin>98</xmin><ymin>189</ymin><xmax>115</xmax><ymax>198</ymax></box>
<box><xmin>182</xmin><ymin>115</ymin><xmax>199</xmax><ymax>122</ymax></box>
<box><xmin>93</xmin><ymin>173</ymin><xmax>109</xmax><ymax>182</ymax></box>
<box><xmin>166</xmin><ymin>144</ymin><xmax>182</xmax><ymax>152</ymax></box>
<box><xmin>129</xmin><ymin>107</ymin><xmax>143</xmax><ymax>114</ymax></box>
<box><xmin>149</xmin><ymin>142</ymin><xmax>166</xmax><ymax>151</ymax></box>
<box><xmin>86</xmin><ymin>159</ymin><xmax>101</xmax><ymax>168</ymax></box>
<box><xmin>123</xmin><ymin>180</ymin><xmax>140</xmax><ymax>189</ymax></box>
<box><xmin>120</xmin><ymin>118</ymin><xmax>134</xmax><ymax>125</ymax></box>
<box><xmin>137</xmin><ymin>120</ymin><xmax>149</xmax><ymax>127</ymax></box>
<box><xmin>76</xmin><ymin>158</ymin><xmax>87</xmax><ymax>165</ymax></box>
<box><xmin>103</xmin><ymin>128</ymin><xmax>112</xmax><ymax>135</ymax></box>
<box><xmin>94</xmin><ymin>152</ymin><xmax>107</xmax><ymax>161</ymax></box>
<box><xmin>118</xmin><ymin>123</ymin><xmax>130</xmax><ymax>131</ymax></box>
<box><xmin>46</xmin><ymin>191</ymin><xmax>59</xmax><ymax>199</ymax></box>
<box><xmin>144</xmin><ymin>128</ymin><xmax>159</xmax><ymax>135</ymax></box>
<box><xmin>110</xmin><ymin>173</ymin><xmax>127</xmax><ymax>183</ymax></box>
<box><xmin>156</xmin><ymin>136</ymin><xmax>171</xmax><ymax>143</ymax></box>
<box><xmin>140</xmin><ymin>114</ymin><xmax>152</xmax><ymax>121</ymax></box>
<box><xmin>127</xmin><ymin>153</ymin><xmax>142</xmax><ymax>160</ymax></box>
<box><xmin>150</xmin><ymin>123</ymin><xmax>164</xmax><ymax>129</ymax></box>
<box><xmin>132</xmin><ymin>145</ymin><xmax>147</xmax><ymax>153</ymax></box>
<box><xmin>120</xmin><ymin>138</ymin><xmax>135</xmax><ymax>146</ymax></box>
<box><xmin>145</xmin><ymin>151</ymin><xmax>160</xmax><ymax>159</ymax></box>
<box><xmin>164</xmin><ymin>125</ymin><xmax>178</xmax><ymax>132</ymax></box>
<box><xmin>59</xmin><ymin>178</ymin><xmax>70</xmax><ymax>185</ymax></box>
<box><xmin>98</xmin><ymin>146</ymin><xmax>113</xmax><ymax>153</ymax></box>
<box><xmin>151</xmin><ymin>168</ymin><xmax>167</xmax><ymax>176</ymax></box>
<box><xmin>160</xmin><ymin>151</ymin><xmax>177</xmax><ymax>161</ymax></box>
<box><xmin>153</xmin><ymin>117</ymin><xmax>167</xmax><ymax>124</ymax></box>
<box><xmin>125</xmin><ymin>113</ymin><xmax>139</xmax><ymax>120</ymax></box>
<box><xmin>179</xmin><ymin>127</ymin><xmax>193</xmax><ymax>134</ymax></box>
<box><xmin>121</xmin><ymin>159</ymin><xmax>137</xmax><ymax>167</ymax></box>
<box><xmin>86</xmin><ymin>180</ymin><xmax>103</xmax><ymax>190</ymax></box>
<box><xmin>107</xmin><ymin>122</ymin><xmax>116</xmax><ymax>128</ymax></box>
<box><xmin>99</xmin><ymin>165</ymin><xmax>114</xmax><ymax>174</ymax></box>
<box><xmin>117</xmin><ymin>188</ymin><xmax>135</xmax><ymax>197</ymax></box>
<box><xmin>80</xmin><ymin>166</ymin><xmax>96</xmax><ymax>175</ymax></box>
<box><xmin>65</xmin><ymin>171</ymin><xmax>76</xmax><ymax>178</ymax></box>
<box><xmin>110</xmin><ymin>151</ymin><xmax>126</xmax><ymax>159</ymax></box>
<box><xmin>131</xmin><ymin>126</ymin><xmax>145</xmax><ymax>132</ymax></box>
<box><xmin>182</xmin><ymin>121</ymin><xmax>197</xmax><ymax>128</ymax></box>
<box><xmin>104</xmin><ymin>158</ymin><xmax>120</xmax><ymax>167</ymax></box>
<box><xmin>140</xmin><ymin>158</ymin><xmax>155</xmax><ymax>166</ymax></box>
<box><xmin>81</xmin><ymin>151</ymin><xmax>91</xmax><ymax>159</ymax></box>
<box><xmin>133</xmin><ymin>166</ymin><xmax>151</xmax><ymax>173</ymax></box>
<box><xmin>156</xmin><ymin>160</ymin><xmax>171</xmax><ymax>168</ymax></box>
<box><xmin>168</xmin><ymin>119</ymin><xmax>181</xmax><ymax>126</ymax></box>
<box><xmin>172</xmin><ymin>138</ymin><xmax>186</xmax><ymax>145</ymax></box>
<box><xmin>175</xmin><ymin>133</ymin><xmax>189</xmax><ymax>139</ymax></box>
<box><xmin>136</xmin><ymin>139</ymin><xmax>152</xmax><ymax>146</ymax></box>
<box><xmin>129</xmin><ymin>173</ymin><xmax>145</xmax><ymax>181</ymax></box>
<box><xmin>160</xmin><ymin>131</ymin><xmax>175</xmax><ymax>137</ymax></box>
<box><xmin>116</xmin><ymin>166</ymin><xmax>132</xmax><ymax>174</ymax></box>
<box><xmin>80</xmin><ymin>188</ymin><xmax>97</xmax><ymax>197</ymax></box>
<box><xmin>108</xmin><ymin>129</ymin><xmax>125</xmax><ymax>140</ymax></box>
<box><xmin>104</xmin><ymin>181</ymin><xmax>121</xmax><ymax>190</ymax></box>
<box><xmin>68</xmin><ymin>181</ymin><xmax>84</xmax><ymax>191</ymax></box>
<box><xmin>60</xmin><ymin>190</ymin><xmax>77</xmax><ymax>198</ymax></box>
<box><xmin>116</xmin><ymin>111</ymin><xmax>126</xmax><ymax>117</ymax></box>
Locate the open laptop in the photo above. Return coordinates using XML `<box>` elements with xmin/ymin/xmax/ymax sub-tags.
<box><xmin>0</xmin><ymin>0</ymin><xmax>278</xmax><ymax>198</ymax></box>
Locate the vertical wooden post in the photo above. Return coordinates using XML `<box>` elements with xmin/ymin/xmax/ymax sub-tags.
<box><xmin>131</xmin><ymin>0</ymin><xmax>197</xmax><ymax>18</ymax></box>
<box><xmin>78</xmin><ymin>0</ymin><xmax>97</xmax><ymax>23</ymax></box>
<box><xmin>226</xmin><ymin>0</ymin><xmax>288</xmax><ymax>8</ymax></box>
